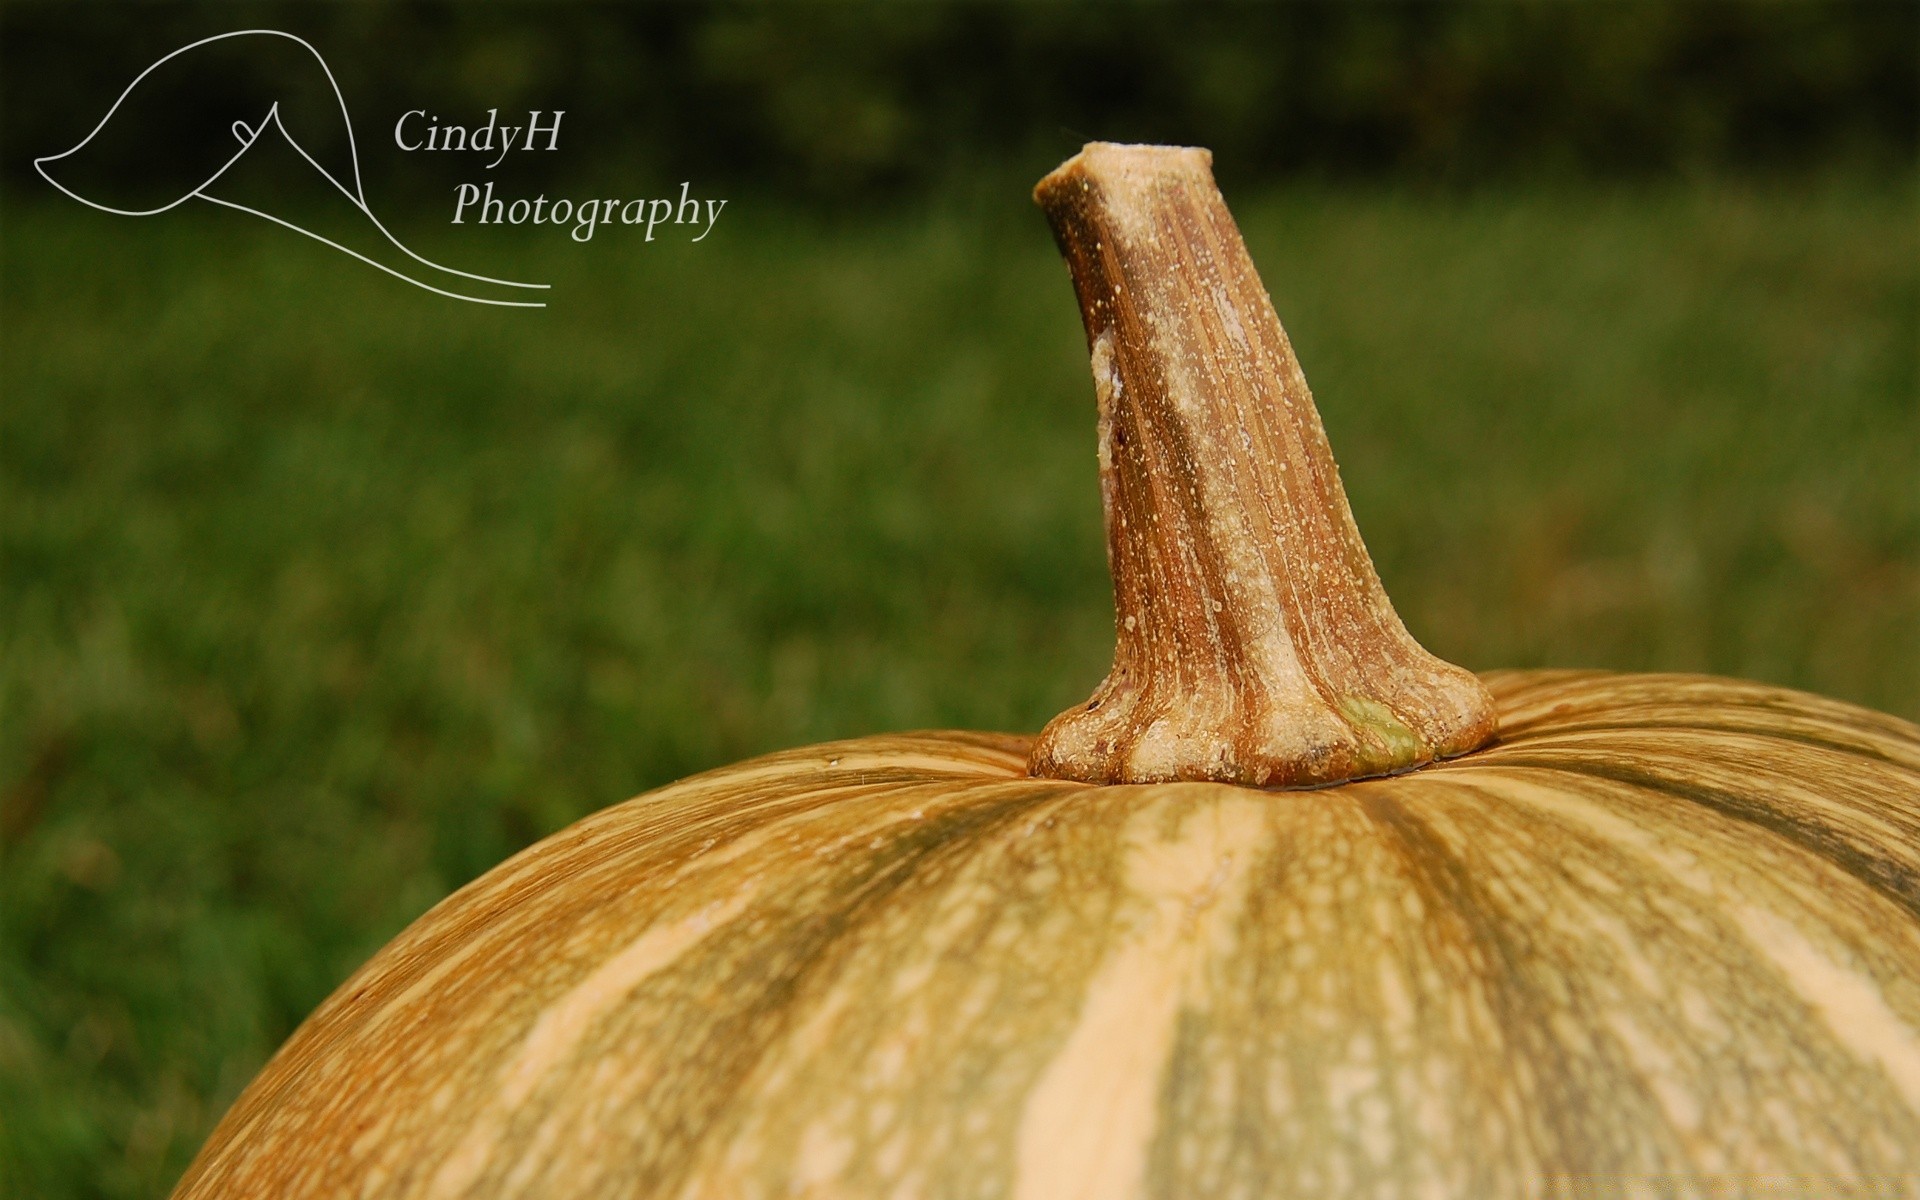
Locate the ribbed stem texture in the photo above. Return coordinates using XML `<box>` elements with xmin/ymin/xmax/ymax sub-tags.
<box><xmin>1027</xmin><ymin>143</ymin><xmax>1496</xmax><ymax>788</ymax></box>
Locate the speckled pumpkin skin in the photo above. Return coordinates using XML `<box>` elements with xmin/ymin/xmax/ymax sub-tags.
<box><xmin>173</xmin><ymin>671</ymin><xmax>1920</xmax><ymax>1199</ymax></box>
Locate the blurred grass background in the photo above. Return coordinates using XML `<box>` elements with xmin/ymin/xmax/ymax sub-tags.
<box><xmin>3</xmin><ymin>3</ymin><xmax>1917</xmax><ymax>1197</ymax></box>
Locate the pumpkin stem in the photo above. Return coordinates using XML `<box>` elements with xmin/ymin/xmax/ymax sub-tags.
<box><xmin>1027</xmin><ymin>143</ymin><xmax>1496</xmax><ymax>788</ymax></box>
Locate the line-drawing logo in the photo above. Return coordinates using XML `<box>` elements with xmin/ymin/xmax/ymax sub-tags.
<box><xmin>35</xmin><ymin>29</ymin><xmax>549</xmax><ymax>308</ymax></box>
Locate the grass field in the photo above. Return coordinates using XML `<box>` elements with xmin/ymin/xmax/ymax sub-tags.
<box><xmin>3</xmin><ymin>174</ymin><xmax>1916</xmax><ymax>1196</ymax></box>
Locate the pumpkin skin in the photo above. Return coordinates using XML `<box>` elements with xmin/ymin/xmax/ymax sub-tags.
<box><xmin>172</xmin><ymin>670</ymin><xmax>1920</xmax><ymax>1198</ymax></box>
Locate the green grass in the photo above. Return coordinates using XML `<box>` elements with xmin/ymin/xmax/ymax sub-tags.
<box><xmin>3</xmin><ymin>175</ymin><xmax>1916</xmax><ymax>1197</ymax></box>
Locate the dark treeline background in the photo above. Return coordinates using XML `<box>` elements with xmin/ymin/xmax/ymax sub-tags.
<box><xmin>5</xmin><ymin>1</ymin><xmax>1915</xmax><ymax>208</ymax></box>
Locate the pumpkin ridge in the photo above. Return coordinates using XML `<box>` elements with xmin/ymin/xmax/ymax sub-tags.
<box><xmin>1486</xmin><ymin>672</ymin><xmax>1920</xmax><ymax>745</ymax></box>
<box><xmin>1486</xmin><ymin>718</ymin><xmax>1920</xmax><ymax>771</ymax></box>
<box><xmin>1356</xmin><ymin>784</ymin><xmax>1624</xmax><ymax>1184</ymax></box>
<box><xmin>1507</xmin><ymin>758</ymin><xmax>1920</xmax><ymax>923</ymax></box>
<box><xmin>609</xmin><ymin>785</ymin><xmax>1067</xmax><ymax>1199</ymax></box>
<box><xmin>1362</xmin><ymin>770</ymin><xmax>1920</xmax><ymax>1185</ymax></box>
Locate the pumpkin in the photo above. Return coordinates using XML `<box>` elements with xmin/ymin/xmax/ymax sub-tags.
<box><xmin>173</xmin><ymin>145</ymin><xmax>1920</xmax><ymax>1198</ymax></box>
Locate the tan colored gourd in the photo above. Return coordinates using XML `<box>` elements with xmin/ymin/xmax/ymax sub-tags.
<box><xmin>174</xmin><ymin>145</ymin><xmax>1920</xmax><ymax>1199</ymax></box>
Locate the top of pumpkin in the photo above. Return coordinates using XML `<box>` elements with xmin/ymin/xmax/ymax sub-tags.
<box><xmin>1026</xmin><ymin>143</ymin><xmax>1496</xmax><ymax>788</ymax></box>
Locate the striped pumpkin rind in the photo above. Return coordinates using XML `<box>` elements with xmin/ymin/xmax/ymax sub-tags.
<box><xmin>173</xmin><ymin>671</ymin><xmax>1920</xmax><ymax>1198</ymax></box>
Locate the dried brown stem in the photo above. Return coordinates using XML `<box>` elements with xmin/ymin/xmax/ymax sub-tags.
<box><xmin>1027</xmin><ymin>144</ymin><xmax>1496</xmax><ymax>788</ymax></box>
